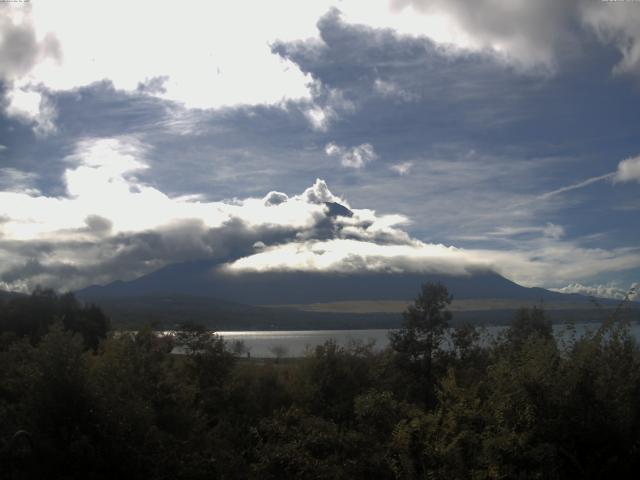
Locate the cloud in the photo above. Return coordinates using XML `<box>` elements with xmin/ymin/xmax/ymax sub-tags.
<box><xmin>388</xmin><ymin>0</ymin><xmax>640</xmax><ymax>79</ymax></box>
<box><xmin>582</xmin><ymin>3</ymin><xmax>640</xmax><ymax>76</ymax></box>
<box><xmin>389</xmin><ymin>0</ymin><xmax>582</xmax><ymax>71</ymax></box>
<box><xmin>487</xmin><ymin>223</ymin><xmax>565</xmax><ymax>240</ymax></box>
<box><xmin>0</xmin><ymin>167</ymin><xmax>40</xmax><ymax>195</ymax></box>
<box><xmin>542</xmin><ymin>223</ymin><xmax>565</xmax><ymax>240</ymax></box>
<box><xmin>4</xmin><ymin>0</ymin><xmax>640</xmax><ymax>141</ymax></box>
<box><xmin>301</xmin><ymin>178</ymin><xmax>342</xmax><ymax>204</ymax></box>
<box><xmin>0</xmin><ymin>6</ymin><xmax>61</xmax><ymax>132</ymax></box>
<box><xmin>225</xmin><ymin>238</ymin><xmax>480</xmax><ymax>275</ymax></box>
<box><xmin>4</xmin><ymin>85</ymin><xmax>57</xmax><ymax>135</ymax></box>
<box><xmin>615</xmin><ymin>155</ymin><xmax>640</xmax><ymax>183</ymax></box>
<box><xmin>0</xmin><ymin>7</ymin><xmax>61</xmax><ymax>80</ymax></box>
<box><xmin>520</xmin><ymin>152</ymin><xmax>640</xmax><ymax>205</ymax></box>
<box><xmin>532</xmin><ymin>172</ymin><xmax>615</xmax><ymax>203</ymax></box>
<box><xmin>325</xmin><ymin>142</ymin><xmax>378</xmax><ymax>168</ymax></box>
<box><xmin>554</xmin><ymin>282</ymin><xmax>639</xmax><ymax>302</ymax></box>
<box><xmin>374</xmin><ymin>79</ymin><xmax>417</xmax><ymax>102</ymax></box>
<box><xmin>264</xmin><ymin>191</ymin><xmax>289</xmax><ymax>207</ymax></box>
<box><xmin>1</xmin><ymin>137</ymin><xmax>639</xmax><ymax>292</ymax></box>
<box><xmin>1</xmin><ymin>0</ymin><xmax>323</xmax><ymax>121</ymax></box>
<box><xmin>390</xmin><ymin>161</ymin><xmax>413</xmax><ymax>175</ymax></box>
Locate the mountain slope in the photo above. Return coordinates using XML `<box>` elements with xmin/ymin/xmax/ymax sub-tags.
<box><xmin>73</xmin><ymin>260</ymin><xmax>640</xmax><ymax>329</ymax></box>
<box><xmin>77</xmin><ymin>259</ymin><xmax>599</xmax><ymax>305</ymax></box>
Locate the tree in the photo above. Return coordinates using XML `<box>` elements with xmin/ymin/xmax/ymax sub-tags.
<box><xmin>390</xmin><ymin>282</ymin><xmax>452</xmax><ymax>405</ymax></box>
<box><xmin>269</xmin><ymin>344</ymin><xmax>288</xmax><ymax>363</ymax></box>
<box><xmin>506</xmin><ymin>305</ymin><xmax>552</xmax><ymax>348</ymax></box>
<box><xmin>0</xmin><ymin>289</ymin><xmax>109</xmax><ymax>349</ymax></box>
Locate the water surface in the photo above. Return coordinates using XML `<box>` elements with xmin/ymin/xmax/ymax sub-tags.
<box><xmin>216</xmin><ymin>322</ymin><xmax>640</xmax><ymax>358</ymax></box>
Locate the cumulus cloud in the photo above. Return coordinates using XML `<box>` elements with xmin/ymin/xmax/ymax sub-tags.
<box><xmin>301</xmin><ymin>178</ymin><xmax>341</xmax><ymax>204</ymax></box>
<box><xmin>325</xmin><ymin>142</ymin><xmax>378</xmax><ymax>168</ymax></box>
<box><xmin>263</xmin><ymin>191</ymin><xmax>289</xmax><ymax>206</ymax></box>
<box><xmin>615</xmin><ymin>155</ymin><xmax>640</xmax><ymax>183</ymax></box>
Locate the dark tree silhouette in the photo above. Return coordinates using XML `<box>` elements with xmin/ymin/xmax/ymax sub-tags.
<box><xmin>0</xmin><ymin>288</ymin><xmax>109</xmax><ymax>349</ymax></box>
<box><xmin>389</xmin><ymin>282</ymin><xmax>452</xmax><ymax>405</ymax></box>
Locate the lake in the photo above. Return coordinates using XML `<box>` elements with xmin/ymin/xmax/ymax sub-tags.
<box><xmin>216</xmin><ymin>322</ymin><xmax>640</xmax><ymax>358</ymax></box>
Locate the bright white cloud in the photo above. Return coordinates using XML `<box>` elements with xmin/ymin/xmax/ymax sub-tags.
<box><xmin>615</xmin><ymin>155</ymin><xmax>640</xmax><ymax>183</ymax></box>
<box><xmin>554</xmin><ymin>282</ymin><xmax>639</xmax><ymax>302</ymax></box>
<box><xmin>4</xmin><ymin>85</ymin><xmax>57</xmax><ymax>134</ymax></box>
<box><xmin>224</xmin><ymin>232</ymin><xmax>640</xmax><ymax>290</ymax></box>
<box><xmin>25</xmin><ymin>0</ymin><xmax>327</xmax><ymax>109</ymax></box>
<box><xmin>301</xmin><ymin>178</ymin><xmax>342</xmax><ymax>205</ymax></box>
<box><xmin>305</xmin><ymin>106</ymin><xmax>332</xmax><ymax>132</ymax></box>
<box><xmin>225</xmin><ymin>238</ymin><xmax>480</xmax><ymax>274</ymax></box>
<box><xmin>325</xmin><ymin>142</ymin><xmax>378</xmax><ymax>168</ymax></box>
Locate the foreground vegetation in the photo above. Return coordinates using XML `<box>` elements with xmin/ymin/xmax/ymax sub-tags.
<box><xmin>1</xmin><ymin>286</ymin><xmax>639</xmax><ymax>479</ymax></box>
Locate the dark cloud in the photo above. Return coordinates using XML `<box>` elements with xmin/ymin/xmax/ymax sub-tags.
<box><xmin>0</xmin><ymin>9</ymin><xmax>61</xmax><ymax>80</ymax></box>
<box><xmin>137</xmin><ymin>76</ymin><xmax>169</xmax><ymax>95</ymax></box>
<box><xmin>0</xmin><ymin>217</ymin><xmax>295</xmax><ymax>290</ymax></box>
<box><xmin>391</xmin><ymin>0</ymin><xmax>584</xmax><ymax>69</ymax></box>
<box><xmin>84</xmin><ymin>215</ymin><xmax>113</xmax><ymax>235</ymax></box>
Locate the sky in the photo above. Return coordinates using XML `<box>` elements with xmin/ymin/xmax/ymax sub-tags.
<box><xmin>0</xmin><ymin>0</ymin><xmax>639</xmax><ymax>299</ymax></box>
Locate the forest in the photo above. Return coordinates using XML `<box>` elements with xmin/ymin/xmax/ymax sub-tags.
<box><xmin>1</xmin><ymin>284</ymin><xmax>639</xmax><ymax>479</ymax></box>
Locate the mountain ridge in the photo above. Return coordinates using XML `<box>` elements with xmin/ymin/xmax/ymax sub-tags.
<box><xmin>76</xmin><ymin>258</ymin><xmax>620</xmax><ymax>307</ymax></box>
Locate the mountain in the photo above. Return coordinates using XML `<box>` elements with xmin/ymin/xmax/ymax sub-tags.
<box><xmin>78</xmin><ymin>260</ymin><xmax>580</xmax><ymax>305</ymax></box>
<box><xmin>72</xmin><ymin>259</ymin><xmax>640</xmax><ymax>330</ymax></box>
